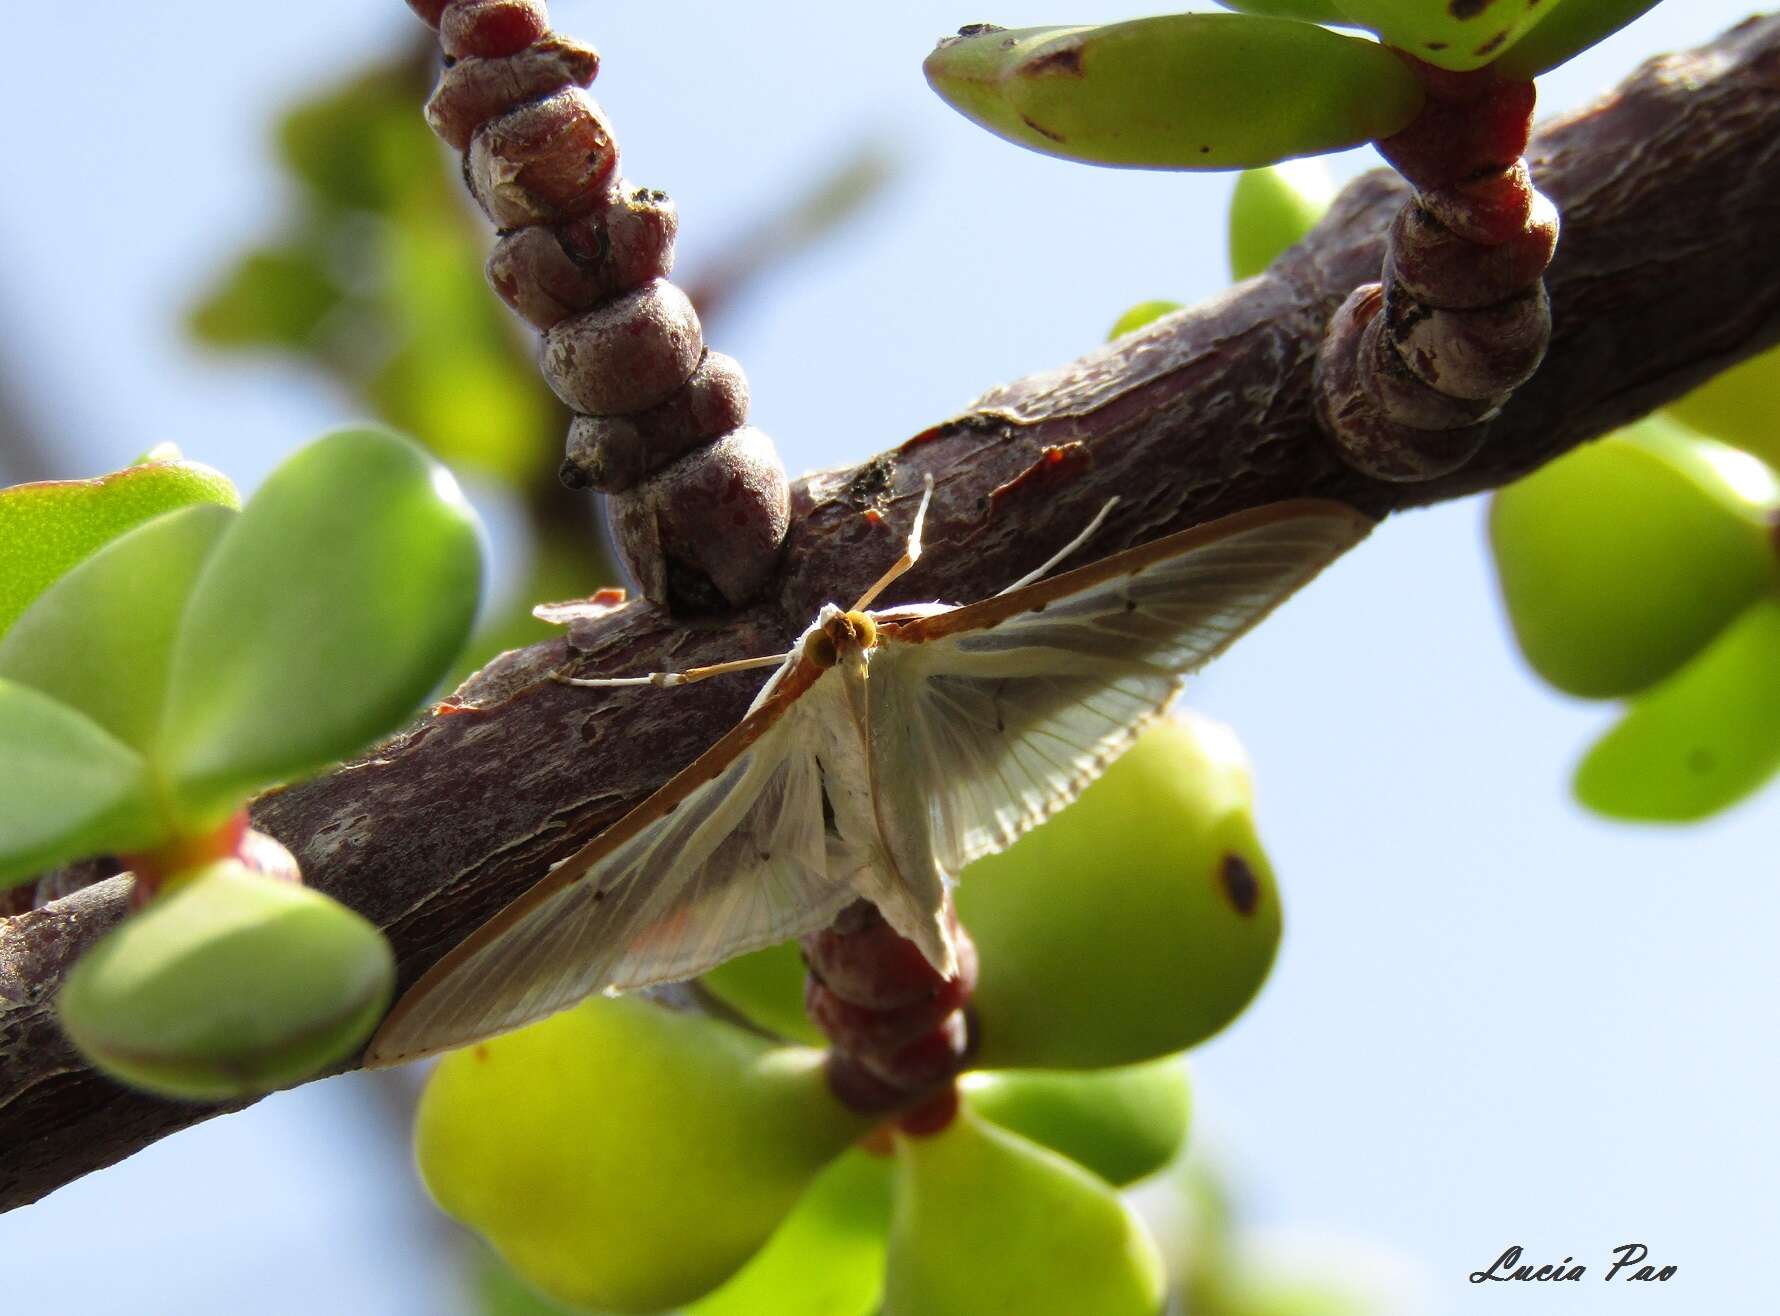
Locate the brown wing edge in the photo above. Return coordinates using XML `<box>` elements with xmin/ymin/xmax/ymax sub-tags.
<box><xmin>882</xmin><ymin>499</ymin><xmax>1375</xmax><ymax>646</ymax></box>
<box><xmin>362</xmin><ymin>657</ymin><xmax>824</xmax><ymax>1068</ymax></box>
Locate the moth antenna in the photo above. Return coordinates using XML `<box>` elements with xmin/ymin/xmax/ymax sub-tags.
<box><xmin>995</xmin><ymin>496</ymin><xmax>1120</xmax><ymax>596</ymax></box>
<box><xmin>554</xmin><ymin>650</ymin><xmax>791</xmax><ymax>689</ymax></box>
<box><xmin>852</xmin><ymin>473</ymin><xmax>935</xmax><ymax>612</ymax></box>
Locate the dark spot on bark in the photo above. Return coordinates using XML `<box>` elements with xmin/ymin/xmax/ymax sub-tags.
<box><xmin>1021</xmin><ymin>115</ymin><xmax>1067</xmax><ymax>143</ymax></box>
<box><xmin>1220</xmin><ymin>854</ymin><xmax>1261</xmax><ymax>916</ymax></box>
<box><xmin>662</xmin><ymin>801</ymin><xmax>678</xmax><ymax>815</ymax></box>
<box><xmin>1448</xmin><ymin>0</ymin><xmax>1488</xmax><ymax>18</ymax></box>
<box><xmin>846</xmin><ymin>454</ymin><xmax>897</xmax><ymax>502</ymax></box>
<box><xmin>593</xmin><ymin>887</ymin><xmax>606</xmax><ymax>903</ymax></box>
<box><xmin>1026</xmin><ymin>46</ymin><xmax>1085</xmax><ymax>77</ymax></box>
<box><xmin>1475</xmin><ymin>29</ymin><xmax>1510</xmax><ymax>56</ymax></box>
<box><xmin>1124</xmin><ymin>599</ymin><xmax>1138</xmax><ymax>613</ymax></box>
<box><xmin>1030</xmin><ymin>601</ymin><xmax>1047</xmax><ymax>613</ymax></box>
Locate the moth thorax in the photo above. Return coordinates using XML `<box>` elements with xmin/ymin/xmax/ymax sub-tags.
<box><xmin>804</xmin><ymin>610</ymin><xmax>878</xmax><ymax>669</ymax></box>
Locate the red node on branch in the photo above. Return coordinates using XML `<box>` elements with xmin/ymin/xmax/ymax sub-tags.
<box><xmin>540</xmin><ymin>279</ymin><xmax>704</xmax><ymax>416</ymax></box>
<box><xmin>897</xmin><ymin>1085</ymin><xmax>962</xmax><ymax>1137</ymax></box>
<box><xmin>805</xmin><ymin>901</ymin><xmax>957</xmax><ymax>1009</ymax></box>
<box><xmin>1384</xmin><ymin>282</ymin><xmax>1550</xmax><ymax>399</ymax></box>
<box><xmin>607</xmin><ymin>427</ymin><xmax>791</xmax><ymax>610</ymax></box>
<box><xmin>486</xmin><ymin>183</ymin><xmax>677</xmax><ymax>330</ymax></box>
<box><xmin>561</xmin><ymin>352</ymin><xmax>750</xmax><ymax>492</ymax></box>
<box><xmin>424</xmin><ymin>37</ymin><xmax>600</xmax><ymax>150</ymax></box>
<box><xmin>1315</xmin><ymin>284</ymin><xmax>1490</xmax><ymax>482</ymax></box>
<box><xmin>1361</xmin><ymin>309</ymin><xmax>1505</xmax><ymax>429</ymax></box>
<box><xmin>860</xmin><ymin>1012</ymin><xmax>970</xmax><ymax>1091</ymax></box>
<box><xmin>1374</xmin><ymin>55</ymin><xmax>1536</xmax><ymax>192</ymax></box>
<box><xmin>466</xmin><ymin>88</ymin><xmax>619</xmax><ymax>228</ymax></box>
<box><xmin>440</xmin><ymin>0</ymin><xmax>549</xmax><ymax>60</ymax></box>
<box><xmin>1421</xmin><ymin>160</ymin><xmax>1536</xmax><ymax>247</ymax></box>
<box><xmin>1387</xmin><ymin>191</ymin><xmax>1558</xmax><ymax>309</ymax></box>
<box><xmin>801</xmin><ymin>901</ymin><xmax>977</xmax><ymax>1129</ymax></box>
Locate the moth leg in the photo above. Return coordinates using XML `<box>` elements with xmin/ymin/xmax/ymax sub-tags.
<box><xmin>553</xmin><ymin>650</ymin><xmax>791</xmax><ymax>690</ymax></box>
<box><xmin>851</xmin><ymin>473</ymin><xmax>936</xmax><ymax>611</ymax></box>
<box><xmin>994</xmin><ymin>496</ymin><xmax>1120</xmax><ymax>596</ymax></box>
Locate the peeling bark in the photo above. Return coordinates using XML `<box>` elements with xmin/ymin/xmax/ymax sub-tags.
<box><xmin>4</xmin><ymin>16</ymin><xmax>1779</xmax><ymax>1212</ymax></box>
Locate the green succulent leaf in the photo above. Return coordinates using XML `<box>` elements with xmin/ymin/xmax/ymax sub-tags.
<box><xmin>1495</xmin><ymin>0</ymin><xmax>1667</xmax><ymax>79</ymax></box>
<box><xmin>923</xmin><ymin>15</ymin><xmax>1423</xmax><ymax>171</ymax></box>
<box><xmin>416</xmin><ymin>996</ymin><xmax>870</xmax><ymax>1314</ymax></box>
<box><xmin>1575</xmin><ymin>598</ymin><xmax>1780</xmax><ymax>823</ymax></box>
<box><xmin>159</xmin><ymin>427</ymin><xmax>482</xmax><ymax>827</ymax></box>
<box><xmin>1331</xmin><ymin>0</ymin><xmax>1555</xmax><ymax>72</ymax></box>
<box><xmin>0</xmin><ymin>503</ymin><xmax>234</xmax><ymax>754</ymax></box>
<box><xmin>701</xmin><ymin>939</ymin><xmax>825</xmax><ymax>1046</ymax></box>
<box><xmin>964</xmin><ymin>1058</ymin><xmax>1192</xmax><ymax>1187</ymax></box>
<box><xmin>0</xmin><ymin>678</ymin><xmax>161</xmax><ymax>887</ymax></box>
<box><xmin>1229</xmin><ymin>158</ymin><xmax>1335</xmax><ymax>280</ymax></box>
<box><xmin>1214</xmin><ymin>0</ymin><xmax>1349</xmax><ymax>23</ymax></box>
<box><xmin>55</xmin><ymin>860</ymin><xmax>394</xmax><ymax>1098</ymax></box>
<box><xmin>885</xmin><ymin>1109</ymin><xmax>1165</xmax><ymax>1316</ymax></box>
<box><xmin>689</xmin><ymin>1151</ymin><xmax>893</xmax><ymax>1316</ymax></box>
<box><xmin>0</xmin><ymin>456</ymin><xmax>238</xmax><ymax>638</ymax></box>
<box><xmin>476</xmin><ymin>1256</ymin><xmax>579</xmax><ymax>1316</ymax></box>
<box><xmin>1490</xmin><ymin>418</ymin><xmax>1779</xmax><ymax>699</ymax></box>
<box><xmin>472</xmin><ymin>1152</ymin><xmax>892</xmax><ymax>1316</ymax></box>
<box><xmin>961</xmin><ymin>714</ymin><xmax>1283</xmax><ymax>1069</ymax></box>
<box><xmin>1662</xmin><ymin>341</ymin><xmax>1780</xmax><ymax>470</ymax></box>
<box><xmin>1106</xmin><ymin>300</ymin><xmax>1184</xmax><ymax>340</ymax></box>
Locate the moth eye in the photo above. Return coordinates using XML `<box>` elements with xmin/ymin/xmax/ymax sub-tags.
<box><xmin>846</xmin><ymin>611</ymin><xmax>878</xmax><ymax>648</ymax></box>
<box><xmin>804</xmin><ymin>630</ymin><xmax>839</xmax><ymax>669</ymax></box>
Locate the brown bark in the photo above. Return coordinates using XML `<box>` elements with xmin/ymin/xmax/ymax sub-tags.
<box><xmin>4</xmin><ymin>16</ymin><xmax>1779</xmax><ymax>1212</ymax></box>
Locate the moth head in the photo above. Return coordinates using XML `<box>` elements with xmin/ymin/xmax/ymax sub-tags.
<box><xmin>804</xmin><ymin>609</ymin><xmax>879</xmax><ymax>669</ymax></box>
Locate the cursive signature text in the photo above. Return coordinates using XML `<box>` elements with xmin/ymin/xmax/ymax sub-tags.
<box><xmin>1469</xmin><ymin>1244</ymin><xmax>1677</xmax><ymax>1284</ymax></box>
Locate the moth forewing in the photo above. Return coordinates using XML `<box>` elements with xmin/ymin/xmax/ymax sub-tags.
<box><xmin>365</xmin><ymin>661</ymin><xmax>847</xmax><ymax>1067</ymax></box>
<box><xmin>365</xmin><ymin>496</ymin><xmax>1372</xmax><ymax>1068</ymax></box>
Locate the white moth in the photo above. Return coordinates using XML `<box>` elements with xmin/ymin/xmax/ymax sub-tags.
<box><xmin>366</xmin><ymin>482</ymin><xmax>1370</xmax><ymax>1066</ymax></box>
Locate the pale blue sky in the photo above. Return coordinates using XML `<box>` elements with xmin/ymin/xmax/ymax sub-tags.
<box><xmin>1</xmin><ymin>3</ymin><xmax>1773</xmax><ymax>1313</ymax></box>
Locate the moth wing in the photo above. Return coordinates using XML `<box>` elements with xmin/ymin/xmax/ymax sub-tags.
<box><xmin>870</xmin><ymin>499</ymin><xmax>1371</xmax><ymax>872</ymax></box>
<box><xmin>365</xmin><ymin>691</ymin><xmax>848</xmax><ymax>1067</ymax></box>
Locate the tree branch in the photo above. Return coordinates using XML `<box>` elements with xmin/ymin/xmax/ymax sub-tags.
<box><xmin>5</xmin><ymin>16</ymin><xmax>1779</xmax><ymax>1212</ymax></box>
